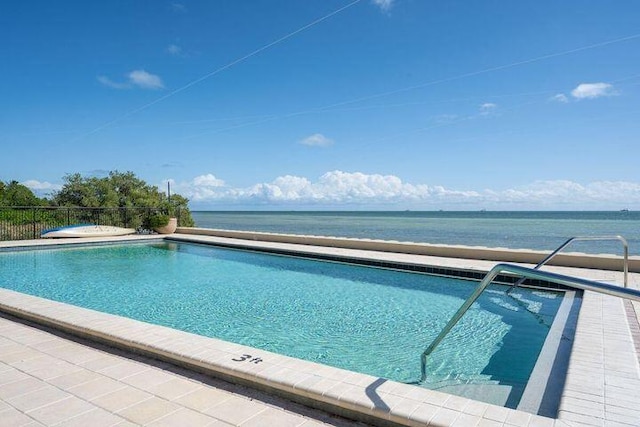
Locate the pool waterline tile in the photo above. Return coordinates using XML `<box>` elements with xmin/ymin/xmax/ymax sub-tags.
<box><xmin>0</xmin><ymin>234</ymin><xmax>639</xmax><ymax>427</ymax></box>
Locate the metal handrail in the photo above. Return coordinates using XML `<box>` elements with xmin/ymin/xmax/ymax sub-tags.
<box><xmin>419</xmin><ymin>263</ymin><xmax>640</xmax><ymax>383</ymax></box>
<box><xmin>508</xmin><ymin>235</ymin><xmax>629</xmax><ymax>291</ymax></box>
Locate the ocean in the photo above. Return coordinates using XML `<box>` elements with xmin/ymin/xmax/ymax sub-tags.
<box><xmin>191</xmin><ymin>211</ymin><xmax>640</xmax><ymax>256</ymax></box>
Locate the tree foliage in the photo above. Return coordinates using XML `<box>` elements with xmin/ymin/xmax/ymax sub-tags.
<box><xmin>51</xmin><ymin>171</ymin><xmax>194</xmax><ymax>226</ymax></box>
<box><xmin>0</xmin><ymin>180</ymin><xmax>44</xmax><ymax>206</ymax></box>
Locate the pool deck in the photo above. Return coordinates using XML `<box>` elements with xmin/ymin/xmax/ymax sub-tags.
<box><xmin>1</xmin><ymin>233</ymin><xmax>639</xmax><ymax>427</ymax></box>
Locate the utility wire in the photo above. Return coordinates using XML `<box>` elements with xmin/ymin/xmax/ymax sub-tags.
<box><xmin>313</xmin><ymin>32</ymin><xmax>640</xmax><ymax>111</ymax></box>
<box><xmin>72</xmin><ymin>0</ymin><xmax>364</xmax><ymax>142</ymax></box>
<box><xmin>177</xmin><ymin>33</ymin><xmax>640</xmax><ymax>141</ymax></box>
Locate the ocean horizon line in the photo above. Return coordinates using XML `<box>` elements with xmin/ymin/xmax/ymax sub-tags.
<box><xmin>190</xmin><ymin>209</ymin><xmax>635</xmax><ymax>213</ymax></box>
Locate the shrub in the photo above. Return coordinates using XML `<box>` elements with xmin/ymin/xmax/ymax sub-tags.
<box><xmin>147</xmin><ymin>213</ymin><xmax>170</xmax><ymax>229</ymax></box>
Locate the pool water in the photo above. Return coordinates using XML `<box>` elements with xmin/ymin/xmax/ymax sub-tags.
<box><xmin>0</xmin><ymin>242</ymin><xmax>564</xmax><ymax>407</ymax></box>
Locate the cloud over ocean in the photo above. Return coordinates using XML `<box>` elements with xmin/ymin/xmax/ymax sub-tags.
<box><xmin>158</xmin><ymin>171</ymin><xmax>640</xmax><ymax>210</ymax></box>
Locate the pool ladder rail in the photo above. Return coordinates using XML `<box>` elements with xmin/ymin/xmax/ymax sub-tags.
<box><xmin>419</xmin><ymin>235</ymin><xmax>635</xmax><ymax>384</ymax></box>
<box><xmin>508</xmin><ymin>235</ymin><xmax>628</xmax><ymax>291</ymax></box>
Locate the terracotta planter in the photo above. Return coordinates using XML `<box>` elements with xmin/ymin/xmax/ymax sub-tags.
<box><xmin>154</xmin><ymin>217</ymin><xmax>177</xmax><ymax>234</ymax></box>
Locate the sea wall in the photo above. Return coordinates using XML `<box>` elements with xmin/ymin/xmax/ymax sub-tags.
<box><xmin>176</xmin><ymin>227</ymin><xmax>640</xmax><ymax>273</ymax></box>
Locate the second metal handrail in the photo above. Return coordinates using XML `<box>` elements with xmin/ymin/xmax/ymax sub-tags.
<box><xmin>419</xmin><ymin>263</ymin><xmax>640</xmax><ymax>383</ymax></box>
<box><xmin>508</xmin><ymin>235</ymin><xmax>629</xmax><ymax>291</ymax></box>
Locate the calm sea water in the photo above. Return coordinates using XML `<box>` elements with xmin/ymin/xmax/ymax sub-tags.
<box><xmin>192</xmin><ymin>211</ymin><xmax>640</xmax><ymax>256</ymax></box>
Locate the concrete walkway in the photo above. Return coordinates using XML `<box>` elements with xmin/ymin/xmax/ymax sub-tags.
<box><xmin>1</xmin><ymin>234</ymin><xmax>639</xmax><ymax>426</ymax></box>
<box><xmin>0</xmin><ymin>315</ymin><xmax>365</xmax><ymax>427</ymax></box>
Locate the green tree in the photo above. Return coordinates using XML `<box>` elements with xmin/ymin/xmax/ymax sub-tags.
<box><xmin>51</xmin><ymin>171</ymin><xmax>194</xmax><ymax>227</ymax></box>
<box><xmin>0</xmin><ymin>181</ymin><xmax>43</xmax><ymax>206</ymax></box>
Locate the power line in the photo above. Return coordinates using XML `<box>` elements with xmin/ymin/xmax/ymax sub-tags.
<box><xmin>176</xmin><ymin>33</ymin><xmax>640</xmax><ymax>141</ymax></box>
<box><xmin>72</xmin><ymin>0</ymin><xmax>364</xmax><ymax>142</ymax></box>
<box><xmin>314</xmin><ymin>33</ymin><xmax>640</xmax><ymax>111</ymax></box>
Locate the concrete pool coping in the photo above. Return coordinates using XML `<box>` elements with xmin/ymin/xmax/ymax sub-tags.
<box><xmin>1</xmin><ymin>234</ymin><xmax>639</xmax><ymax>426</ymax></box>
<box><xmin>176</xmin><ymin>227</ymin><xmax>640</xmax><ymax>273</ymax></box>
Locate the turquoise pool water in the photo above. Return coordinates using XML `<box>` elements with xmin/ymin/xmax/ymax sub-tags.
<box><xmin>0</xmin><ymin>241</ymin><xmax>564</xmax><ymax>407</ymax></box>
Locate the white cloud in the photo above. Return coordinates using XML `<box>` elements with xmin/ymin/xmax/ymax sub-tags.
<box><xmin>23</xmin><ymin>172</ymin><xmax>640</xmax><ymax>209</ymax></box>
<box><xmin>174</xmin><ymin>171</ymin><xmax>480</xmax><ymax>206</ymax></box>
<box><xmin>98</xmin><ymin>69</ymin><xmax>164</xmax><ymax>90</ymax></box>
<box><xmin>170</xmin><ymin>2</ymin><xmax>186</xmax><ymax>13</ymax></box>
<box><xmin>571</xmin><ymin>82</ymin><xmax>616</xmax><ymax>99</ymax></box>
<box><xmin>299</xmin><ymin>133</ymin><xmax>334</xmax><ymax>147</ymax></box>
<box><xmin>21</xmin><ymin>180</ymin><xmax>62</xmax><ymax>197</ymax></box>
<box><xmin>21</xmin><ymin>180</ymin><xmax>61</xmax><ymax>191</ymax></box>
<box><xmin>167</xmin><ymin>44</ymin><xmax>182</xmax><ymax>56</ymax></box>
<box><xmin>192</xmin><ymin>174</ymin><xmax>225</xmax><ymax>188</ymax></box>
<box><xmin>372</xmin><ymin>0</ymin><xmax>394</xmax><ymax>11</ymax></box>
<box><xmin>165</xmin><ymin>175</ymin><xmax>226</xmax><ymax>202</ymax></box>
<box><xmin>97</xmin><ymin>76</ymin><xmax>129</xmax><ymax>89</ymax></box>
<box><xmin>128</xmin><ymin>70</ymin><xmax>164</xmax><ymax>89</ymax></box>
<box><xmin>479</xmin><ymin>103</ymin><xmax>497</xmax><ymax>116</ymax></box>
<box><xmin>168</xmin><ymin>171</ymin><xmax>640</xmax><ymax>210</ymax></box>
<box><xmin>551</xmin><ymin>93</ymin><xmax>569</xmax><ymax>103</ymax></box>
<box><xmin>486</xmin><ymin>180</ymin><xmax>640</xmax><ymax>208</ymax></box>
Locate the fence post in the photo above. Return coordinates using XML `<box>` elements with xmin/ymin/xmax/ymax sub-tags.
<box><xmin>32</xmin><ymin>207</ymin><xmax>37</xmax><ymax>239</ymax></box>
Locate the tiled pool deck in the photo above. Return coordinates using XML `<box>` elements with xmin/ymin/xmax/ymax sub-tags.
<box><xmin>1</xmin><ymin>234</ymin><xmax>639</xmax><ymax>426</ymax></box>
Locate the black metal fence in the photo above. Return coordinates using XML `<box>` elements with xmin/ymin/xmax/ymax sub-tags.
<box><xmin>0</xmin><ymin>206</ymin><xmax>181</xmax><ymax>241</ymax></box>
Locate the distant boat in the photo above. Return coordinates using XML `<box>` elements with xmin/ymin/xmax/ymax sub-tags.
<box><xmin>41</xmin><ymin>224</ymin><xmax>136</xmax><ymax>238</ymax></box>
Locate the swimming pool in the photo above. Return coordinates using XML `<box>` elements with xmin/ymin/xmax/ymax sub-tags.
<box><xmin>0</xmin><ymin>240</ymin><xmax>568</xmax><ymax>409</ymax></box>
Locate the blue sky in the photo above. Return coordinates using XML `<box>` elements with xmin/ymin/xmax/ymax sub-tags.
<box><xmin>2</xmin><ymin>0</ymin><xmax>639</xmax><ymax>210</ymax></box>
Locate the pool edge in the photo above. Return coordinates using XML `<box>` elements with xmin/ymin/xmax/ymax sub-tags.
<box><xmin>0</xmin><ymin>288</ymin><xmax>542</xmax><ymax>427</ymax></box>
<box><xmin>2</xmin><ymin>234</ymin><xmax>636</xmax><ymax>426</ymax></box>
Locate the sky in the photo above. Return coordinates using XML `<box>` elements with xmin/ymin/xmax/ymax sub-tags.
<box><xmin>2</xmin><ymin>0</ymin><xmax>640</xmax><ymax>210</ymax></box>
